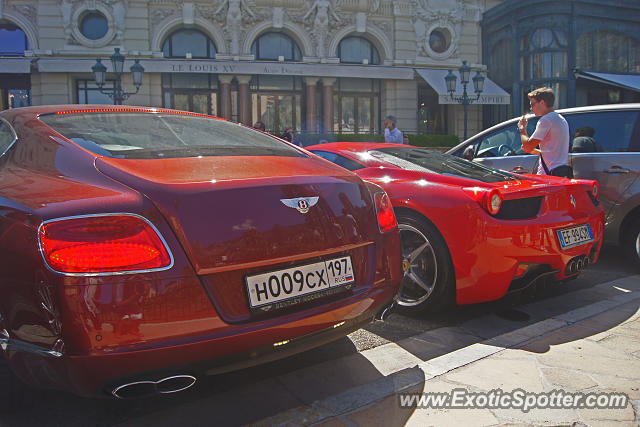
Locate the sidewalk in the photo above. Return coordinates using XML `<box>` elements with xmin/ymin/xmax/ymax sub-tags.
<box><xmin>251</xmin><ymin>275</ymin><xmax>640</xmax><ymax>426</ymax></box>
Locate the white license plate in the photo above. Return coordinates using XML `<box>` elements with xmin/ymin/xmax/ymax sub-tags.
<box><xmin>246</xmin><ymin>256</ymin><xmax>355</xmax><ymax>310</ymax></box>
<box><xmin>557</xmin><ymin>224</ymin><xmax>594</xmax><ymax>249</ymax></box>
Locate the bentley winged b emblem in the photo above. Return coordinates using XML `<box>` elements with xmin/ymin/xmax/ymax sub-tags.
<box><xmin>280</xmin><ymin>196</ymin><xmax>319</xmax><ymax>214</ymax></box>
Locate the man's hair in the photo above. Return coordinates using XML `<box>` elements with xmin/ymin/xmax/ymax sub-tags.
<box><xmin>528</xmin><ymin>87</ymin><xmax>555</xmax><ymax>107</ymax></box>
<box><xmin>384</xmin><ymin>115</ymin><xmax>397</xmax><ymax>124</ymax></box>
<box><xmin>253</xmin><ymin>121</ymin><xmax>265</xmax><ymax>131</ymax></box>
<box><xmin>574</xmin><ymin>126</ymin><xmax>595</xmax><ymax>137</ymax></box>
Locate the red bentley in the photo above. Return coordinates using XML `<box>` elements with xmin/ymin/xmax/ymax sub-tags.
<box><xmin>306</xmin><ymin>142</ymin><xmax>605</xmax><ymax>311</ymax></box>
<box><xmin>0</xmin><ymin>106</ymin><xmax>402</xmax><ymax>399</ymax></box>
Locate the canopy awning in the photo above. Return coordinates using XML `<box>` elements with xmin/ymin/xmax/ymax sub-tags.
<box><xmin>415</xmin><ymin>68</ymin><xmax>510</xmax><ymax>105</ymax></box>
<box><xmin>0</xmin><ymin>58</ymin><xmax>32</xmax><ymax>73</ymax></box>
<box><xmin>574</xmin><ymin>69</ymin><xmax>640</xmax><ymax>92</ymax></box>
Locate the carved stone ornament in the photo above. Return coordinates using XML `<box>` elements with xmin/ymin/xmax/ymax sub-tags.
<box><xmin>304</xmin><ymin>0</ymin><xmax>340</xmax><ymax>58</ymax></box>
<box><xmin>413</xmin><ymin>0</ymin><xmax>463</xmax><ymax>60</ymax></box>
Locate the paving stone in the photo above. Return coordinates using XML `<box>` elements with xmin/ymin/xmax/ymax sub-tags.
<box><xmin>490</xmin><ymin>406</ymin><xmax>581</xmax><ymax>425</ymax></box>
<box><xmin>577</xmin><ymin>405</ymin><xmax>636</xmax><ymax>424</ymax></box>
<box><xmin>417</xmin><ymin>343</ymin><xmax>503</xmax><ymax>378</ymax></box>
<box><xmin>311</xmin><ymin>419</ymin><xmax>348</xmax><ymax>427</ymax></box>
<box><xmin>525</xmin><ymin>339</ymin><xmax>640</xmax><ymax>379</ymax></box>
<box><xmin>404</xmin><ymin>406</ymin><xmax>500</xmax><ymax>427</ymax></box>
<box><xmin>593</xmin><ymin>333</ymin><xmax>640</xmax><ymax>355</ymax></box>
<box><xmin>443</xmin><ymin>357</ymin><xmax>544</xmax><ymax>393</ymax></box>
<box><xmin>540</xmin><ymin>367</ymin><xmax>598</xmax><ymax>391</ymax></box>
<box><xmin>484</xmin><ymin>319</ymin><xmax>568</xmax><ymax>349</ymax></box>
<box><xmin>343</xmin><ymin>383</ymin><xmax>423</xmax><ymax>427</ymax></box>
<box><xmin>396</xmin><ymin>337</ymin><xmax>454</xmax><ymax>362</ymax></box>
<box><xmin>411</xmin><ymin>326</ymin><xmax>483</xmax><ymax>349</ymax></box>
<box><xmin>358</xmin><ymin>342</ymin><xmax>424</xmax><ymax>376</ymax></box>
<box><xmin>591</xmin><ymin>375</ymin><xmax>640</xmax><ymax>400</ymax></box>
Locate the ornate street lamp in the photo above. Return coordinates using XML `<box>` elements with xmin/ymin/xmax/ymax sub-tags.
<box><xmin>445</xmin><ymin>60</ymin><xmax>485</xmax><ymax>140</ymax></box>
<box><xmin>91</xmin><ymin>48</ymin><xmax>144</xmax><ymax>105</ymax></box>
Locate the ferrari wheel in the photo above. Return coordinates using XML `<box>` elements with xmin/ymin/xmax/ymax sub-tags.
<box><xmin>396</xmin><ymin>213</ymin><xmax>454</xmax><ymax>312</ymax></box>
<box><xmin>623</xmin><ymin>216</ymin><xmax>640</xmax><ymax>269</ymax></box>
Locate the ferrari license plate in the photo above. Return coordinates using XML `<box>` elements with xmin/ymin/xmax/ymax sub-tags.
<box><xmin>557</xmin><ymin>224</ymin><xmax>594</xmax><ymax>249</ymax></box>
<box><xmin>246</xmin><ymin>256</ymin><xmax>355</xmax><ymax>309</ymax></box>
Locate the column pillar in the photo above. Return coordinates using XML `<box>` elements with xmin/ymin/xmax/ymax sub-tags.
<box><xmin>236</xmin><ymin>75</ymin><xmax>252</xmax><ymax>125</ymax></box>
<box><xmin>304</xmin><ymin>77</ymin><xmax>320</xmax><ymax>133</ymax></box>
<box><xmin>321</xmin><ymin>78</ymin><xmax>336</xmax><ymax>134</ymax></box>
<box><xmin>218</xmin><ymin>75</ymin><xmax>233</xmax><ymax>121</ymax></box>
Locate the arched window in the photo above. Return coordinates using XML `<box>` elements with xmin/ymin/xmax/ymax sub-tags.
<box><xmin>0</xmin><ymin>22</ymin><xmax>29</xmax><ymax>56</ymax></box>
<box><xmin>338</xmin><ymin>36</ymin><xmax>380</xmax><ymax>64</ymax></box>
<box><xmin>520</xmin><ymin>28</ymin><xmax>568</xmax><ymax>109</ymax></box>
<box><xmin>251</xmin><ymin>32</ymin><xmax>302</xmax><ymax>61</ymax></box>
<box><xmin>162</xmin><ymin>29</ymin><xmax>216</xmax><ymax>59</ymax></box>
<box><xmin>577</xmin><ymin>30</ymin><xmax>640</xmax><ymax>73</ymax></box>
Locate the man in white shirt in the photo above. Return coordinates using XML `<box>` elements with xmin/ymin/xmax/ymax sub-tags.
<box><xmin>384</xmin><ymin>115</ymin><xmax>404</xmax><ymax>143</ymax></box>
<box><xmin>517</xmin><ymin>87</ymin><xmax>573</xmax><ymax>178</ymax></box>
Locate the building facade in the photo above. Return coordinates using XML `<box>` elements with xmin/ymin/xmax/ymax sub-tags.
<box><xmin>482</xmin><ymin>0</ymin><xmax>640</xmax><ymax>127</ymax></box>
<box><xmin>0</xmin><ymin>0</ymin><xmax>510</xmax><ymax>140</ymax></box>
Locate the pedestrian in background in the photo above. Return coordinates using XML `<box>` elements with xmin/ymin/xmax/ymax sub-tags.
<box><xmin>518</xmin><ymin>87</ymin><xmax>573</xmax><ymax>178</ymax></box>
<box><xmin>383</xmin><ymin>115</ymin><xmax>403</xmax><ymax>143</ymax></box>
<box><xmin>253</xmin><ymin>121</ymin><xmax>266</xmax><ymax>131</ymax></box>
<box><xmin>280</xmin><ymin>127</ymin><xmax>302</xmax><ymax>146</ymax></box>
<box><xmin>571</xmin><ymin>126</ymin><xmax>603</xmax><ymax>153</ymax></box>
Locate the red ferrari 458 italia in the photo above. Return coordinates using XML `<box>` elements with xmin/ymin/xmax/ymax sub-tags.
<box><xmin>306</xmin><ymin>142</ymin><xmax>605</xmax><ymax>311</ymax></box>
<box><xmin>0</xmin><ymin>106</ymin><xmax>402</xmax><ymax>399</ymax></box>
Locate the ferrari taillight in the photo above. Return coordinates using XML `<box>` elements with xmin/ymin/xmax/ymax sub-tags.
<box><xmin>374</xmin><ymin>191</ymin><xmax>397</xmax><ymax>233</ymax></box>
<box><xmin>462</xmin><ymin>187</ymin><xmax>503</xmax><ymax>216</ymax></box>
<box><xmin>39</xmin><ymin>214</ymin><xmax>172</xmax><ymax>274</ymax></box>
<box><xmin>485</xmin><ymin>189</ymin><xmax>503</xmax><ymax>215</ymax></box>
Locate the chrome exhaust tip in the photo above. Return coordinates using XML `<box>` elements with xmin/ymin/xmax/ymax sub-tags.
<box><xmin>376</xmin><ymin>301</ymin><xmax>395</xmax><ymax>321</ymax></box>
<box><xmin>112</xmin><ymin>374</ymin><xmax>197</xmax><ymax>399</ymax></box>
<box><xmin>575</xmin><ymin>259</ymin><xmax>584</xmax><ymax>271</ymax></box>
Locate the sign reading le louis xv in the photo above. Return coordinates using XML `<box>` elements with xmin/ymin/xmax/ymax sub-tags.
<box><xmin>147</xmin><ymin>60</ymin><xmax>415</xmax><ymax>80</ymax></box>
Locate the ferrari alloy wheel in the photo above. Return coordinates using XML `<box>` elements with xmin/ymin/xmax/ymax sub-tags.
<box><xmin>396</xmin><ymin>213</ymin><xmax>453</xmax><ymax>311</ymax></box>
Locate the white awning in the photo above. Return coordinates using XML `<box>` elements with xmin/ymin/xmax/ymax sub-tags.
<box><xmin>0</xmin><ymin>58</ymin><xmax>32</xmax><ymax>73</ymax></box>
<box><xmin>415</xmin><ymin>68</ymin><xmax>510</xmax><ymax>105</ymax></box>
<box><xmin>575</xmin><ymin>70</ymin><xmax>640</xmax><ymax>92</ymax></box>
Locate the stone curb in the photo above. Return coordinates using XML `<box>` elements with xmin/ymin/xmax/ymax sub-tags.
<box><xmin>248</xmin><ymin>275</ymin><xmax>640</xmax><ymax>427</ymax></box>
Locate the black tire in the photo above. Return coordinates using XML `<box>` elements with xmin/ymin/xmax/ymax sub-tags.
<box><xmin>395</xmin><ymin>212</ymin><xmax>454</xmax><ymax>313</ymax></box>
<box><xmin>623</xmin><ymin>216</ymin><xmax>640</xmax><ymax>269</ymax></box>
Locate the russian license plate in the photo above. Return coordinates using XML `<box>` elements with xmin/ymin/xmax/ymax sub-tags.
<box><xmin>246</xmin><ymin>256</ymin><xmax>355</xmax><ymax>310</ymax></box>
<box><xmin>557</xmin><ymin>224</ymin><xmax>594</xmax><ymax>249</ymax></box>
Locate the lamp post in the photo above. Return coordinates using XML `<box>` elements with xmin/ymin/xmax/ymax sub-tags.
<box><xmin>444</xmin><ymin>60</ymin><xmax>485</xmax><ymax>140</ymax></box>
<box><xmin>91</xmin><ymin>48</ymin><xmax>144</xmax><ymax>105</ymax></box>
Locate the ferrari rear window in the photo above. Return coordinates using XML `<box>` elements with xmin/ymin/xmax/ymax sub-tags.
<box><xmin>39</xmin><ymin>111</ymin><xmax>304</xmax><ymax>159</ymax></box>
<box><xmin>370</xmin><ymin>147</ymin><xmax>524</xmax><ymax>183</ymax></box>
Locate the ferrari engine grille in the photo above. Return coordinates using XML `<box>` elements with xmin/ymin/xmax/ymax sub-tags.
<box><xmin>494</xmin><ymin>196</ymin><xmax>542</xmax><ymax>220</ymax></box>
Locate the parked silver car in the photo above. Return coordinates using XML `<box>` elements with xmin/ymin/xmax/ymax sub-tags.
<box><xmin>447</xmin><ymin>103</ymin><xmax>640</xmax><ymax>267</ymax></box>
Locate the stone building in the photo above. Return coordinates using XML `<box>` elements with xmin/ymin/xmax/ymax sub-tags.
<box><xmin>482</xmin><ymin>0</ymin><xmax>640</xmax><ymax>127</ymax></box>
<box><xmin>0</xmin><ymin>0</ymin><xmax>509</xmax><ymax>140</ymax></box>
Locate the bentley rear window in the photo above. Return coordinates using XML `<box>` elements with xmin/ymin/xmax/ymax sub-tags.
<box><xmin>370</xmin><ymin>147</ymin><xmax>524</xmax><ymax>183</ymax></box>
<box><xmin>39</xmin><ymin>111</ymin><xmax>304</xmax><ymax>159</ymax></box>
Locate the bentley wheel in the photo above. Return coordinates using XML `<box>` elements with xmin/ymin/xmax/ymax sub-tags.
<box><xmin>396</xmin><ymin>213</ymin><xmax>454</xmax><ymax>312</ymax></box>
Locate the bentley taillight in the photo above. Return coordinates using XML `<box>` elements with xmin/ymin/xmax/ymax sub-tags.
<box><xmin>39</xmin><ymin>214</ymin><xmax>172</xmax><ymax>274</ymax></box>
<box><xmin>374</xmin><ymin>191</ymin><xmax>397</xmax><ymax>233</ymax></box>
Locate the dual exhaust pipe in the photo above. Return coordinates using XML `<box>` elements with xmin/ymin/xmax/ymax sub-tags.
<box><xmin>112</xmin><ymin>374</ymin><xmax>196</xmax><ymax>399</ymax></box>
<box><xmin>566</xmin><ymin>255</ymin><xmax>589</xmax><ymax>276</ymax></box>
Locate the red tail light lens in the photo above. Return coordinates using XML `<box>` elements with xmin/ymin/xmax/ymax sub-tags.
<box><xmin>374</xmin><ymin>191</ymin><xmax>397</xmax><ymax>233</ymax></box>
<box><xmin>39</xmin><ymin>214</ymin><xmax>172</xmax><ymax>274</ymax></box>
<box><xmin>485</xmin><ymin>189</ymin><xmax>503</xmax><ymax>215</ymax></box>
<box><xmin>462</xmin><ymin>187</ymin><xmax>503</xmax><ymax>216</ymax></box>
